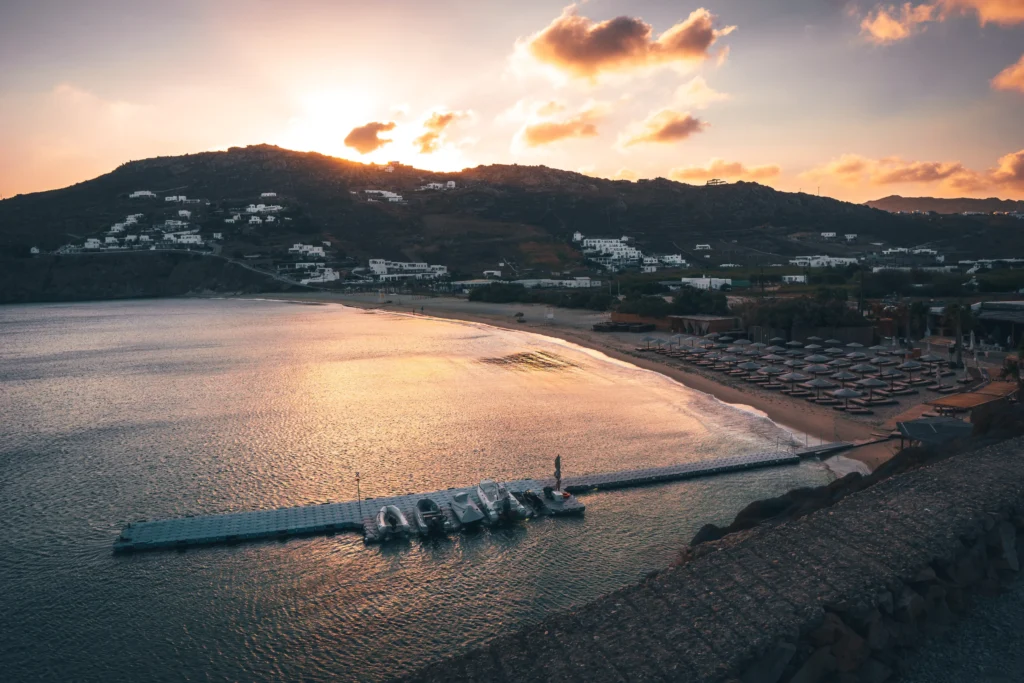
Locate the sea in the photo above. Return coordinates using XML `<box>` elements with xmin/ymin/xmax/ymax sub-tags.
<box><xmin>0</xmin><ymin>298</ymin><xmax>832</xmax><ymax>682</ymax></box>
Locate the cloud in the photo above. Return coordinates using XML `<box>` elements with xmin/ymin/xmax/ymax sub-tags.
<box><xmin>536</xmin><ymin>100</ymin><xmax>567</xmax><ymax>117</ymax></box>
<box><xmin>670</xmin><ymin>159</ymin><xmax>781</xmax><ymax>182</ymax></box>
<box><xmin>992</xmin><ymin>54</ymin><xmax>1024</xmax><ymax>92</ymax></box>
<box><xmin>802</xmin><ymin>152</ymin><xmax>998</xmax><ymax>192</ymax></box>
<box><xmin>343</xmin><ymin>121</ymin><xmax>396</xmax><ymax>154</ymax></box>
<box><xmin>860</xmin><ymin>3</ymin><xmax>935</xmax><ymax>43</ymax></box>
<box><xmin>621</xmin><ymin>110</ymin><xmax>707</xmax><ymax>146</ymax></box>
<box><xmin>860</xmin><ymin>1</ymin><xmax>1024</xmax><ymax>43</ymax></box>
<box><xmin>414</xmin><ymin>111</ymin><xmax>468</xmax><ymax>154</ymax></box>
<box><xmin>991</xmin><ymin>149</ymin><xmax>1024</xmax><ymax>188</ymax></box>
<box><xmin>520</xmin><ymin>5</ymin><xmax>735</xmax><ymax>79</ymax></box>
<box><xmin>673</xmin><ymin>76</ymin><xmax>730</xmax><ymax>109</ymax></box>
<box><xmin>520</xmin><ymin>109</ymin><xmax>601</xmax><ymax>147</ymax></box>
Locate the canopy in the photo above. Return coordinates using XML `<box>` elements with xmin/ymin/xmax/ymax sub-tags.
<box><xmin>831</xmin><ymin>371</ymin><xmax>859</xmax><ymax>382</ymax></box>
<box><xmin>827</xmin><ymin>358</ymin><xmax>852</xmax><ymax>367</ymax></box>
<box><xmin>765</xmin><ymin>345</ymin><xmax>787</xmax><ymax>353</ymax></box>
<box><xmin>846</xmin><ymin>352</ymin><xmax>868</xmax><ymax>360</ymax></box>
<box><xmin>803</xmin><ymin>377</ymin><xmax>837</xmax><ymax>389</ymax></box>
<box><xmin>731</xmin><ymin>338</ymin><xmax>750</xmax><ymax>345</ymax></box>
<box><xmin>749</xmin><ymin>342</ymin><xmax>767</xmax><ymax>349</ymax></box>
<box><xmin>758</xmin><ymin>365</ymin><xmax>786</xmax><ymax>375</ymax></box>
<box><xmin>918</xmin><ymin>354</ymin><xmax>945</xmax><ymax>363</ymax></box>
<box><xmin>760</xmin><ymin>354</ymin><xmax>787</xmax><ymax>362</ymax></box>
<box><xmin>824</xmin><ymin>347</ymin><xmax>845</xmax><ymax>355</ymax></box>
<box><xmin>856</xmin><ymin>378</ymin><xmax>888</xmax><ymax>388</ymax></box>
<box><xmin>831</xmin><ymin>387</ymin><xmax>863</xmax><ymax>399</ymax></box>
<box><xmin>899</xmin><ymin>360</ymin><xmax>924</xmax><ymax>371</ymax></box>
<box><xmin>807</xmin><ymin>336</ymin><xmax>824</xmax><ymax>342</ymax></box>
<box><xmin>737</xmin><ymin>361</ymin><xmax>762</xmax><ymax>371</ymax></box>
<box><xmin>850</xmin><ymin>363</ymin><xmax>879</xmax><ymax>374</ymax></box>
<box><xmin>783</xmin><ymin>359</ymin><xmax>807</xmax><ymax>368</ymax></box>
<box><xmin>786</xmin><ymin>341</ymin><xmax>804</xmax><ymax>347</ymax></box>
<box><xmin>803</xmin><ymin>364</ymin><xmax>832</xmax><ymax>374</ymax></box>
<box><xmin>770</xmin><ymin>337</ymin><xmax>786</xmax><ymax>343</ymax></box>
<box><xmin>804</xmin><ymin>344</ymin><xmax>823</xmax><ymax>351</ymax></box>
<box><xmin>779</xmin><ymin>372</ymin><xmax>811</xmax><ymax>383</ymax></box>
<box><xmin>846</xmin><ymin>342</ymin><xmax>864</xmax><ymax>348</ymax></box>
<box><xmin>804</xmin><ymin>354</ymin><xmax>831</xmax><ymax>363</ymax></box>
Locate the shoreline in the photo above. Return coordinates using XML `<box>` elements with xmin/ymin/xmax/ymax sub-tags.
<box><xmin>242</xmin><ymin>292</ymin><xmax>897</xmax><ymax>470</ymax></box>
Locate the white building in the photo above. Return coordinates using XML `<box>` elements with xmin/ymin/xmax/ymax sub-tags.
<box><xmin>659</xmin><ymin>254</ymin><xmax>687</xmax><ymax>266</ymax></box>
<box><xmin>129</xmin><ymin>190</ymin><xmax>156</xmax><ymax>198</ymax></box>
<box><xmin>249</xmin><ymin>216</ymin><xmax>262</xmax><ymax>225</ymax></box>
<box><xmin>164</xmin><ymin>219</ymin><xmax>189</xmax><ymax>229</ymax></box>
<box><xmin>514</xmin><ymin>277</ymin><xmax>601</xmax><ymax>289</ymax></box>
<box><xmin>178</xmin><ymin>210</ymin><xmax>191</xmax><ymax>219</ymax></box>
<box><xmin>642</xmin><ymin>265</ymin><xmax>657</xmax><ymax>273</ymax></box>
<box><xmin>139</xmin><ymin>235</ymin><xmax>151</xmax><ymax>243</ymax></box>
<box><xmin>821</xmin><ymin>232</ymin><xmax>837</xmax><ymax>240</ymax></box>
<box><xmin>105</xmin><ymin>236</ymin><xmax>119</xmax><ymax>244</ymax></box>
<box><xmin>483</xmin><ymin>270</ymin><xmax>502</xmax><ymax>278</ymax></box>
<box><xmin>782</xmin><ymin>275</ymin><xmax>807</xmax><ymax>284</ymax></box>
<box><xmin>695</xmin><ymin>244</ymin><xmax>711</xmax><ymax>251</ymax></box>
<box><xmin>422</xmin><ymin>182</ymin><xmax>445</xmax><ymax>190</ymax></box>
<box><xmin>30</xmin><ymin>246</ymin><xmax>40</xmax><ymax>254</ymax></box>
<box><xmin>165</xmin><ymin>196</ymin><xmax>178</xmax><ymax>202</ymax></box>
<box><xmin>300</xmin><ymin>267</ymin><xmax>340</xmax><ymax>285</ymax></box>
<box><xmin>789</xmin><ymin>255</ymin><xmax>859</xmax><ymax>268</ymax></box>
<box><xmin>384</xmin><ymin>165</ymin><xmax>395</xmax><ymax>173</ymax></box>
<box><xmin>84</xmin><ymin>238</ymin><xmax>101</xmax><ymax>249</ymax></box>
<box><xmin>109</xmin><ymin>224</ymin><xmax>125</xmax><ymax>233</ymax></box>
<box><xmin>844</xmin><ymin>234</ymin><xmax>857</xmax><ymax>242</ymax></box>
<box><xmin>265</xmin><ymin>216</ymin><xmax>276</xmax><ymax>223</ymax></box>
<box><xmin>212</xmin><ymin>232</ymin><xmax>223</xmax><ymax>240</ymax></box>
<box><xmin>572</xmin><ymin>231</ymin><xmax>583</xmax><ymax>242</ymax></box>
<box><xmin>446</xmin><ymin>181</ymin><xmax>456</xmax><ymax>189</ymax></box>
<box><xmin>368</xmin><ymin>259</ymin><xmax>447</xmax><ymax>280</ymax></box>
<box><xmin>261</xmin><ymin>192</ymin><xmax>277</xmax><ymax>198</ymax></box>
<box><xmin>680</xmin><ymin>276</ymin><xmax>731</xmax><ymax>290</ymax></box>
<box><xmin>289</xmin><ymin>243</ymin><xmax>326</xmax><ymax>258</ymax></box>
<box><xmin>124</xmin><ymin>235</ymin><xmax>138</xmax><ymax>243</ymax></box>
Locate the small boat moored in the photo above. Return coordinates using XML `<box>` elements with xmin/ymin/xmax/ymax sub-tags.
<box><xmin>450</xmin><ymin>491</ymin><xmax>485</xmax><ymax>527</ymax></box>
<box><xmin>414</xmin><ymin>498</ymin><xmax>449</xmax><ymax>536</ymax></box>
<box><xmin>375</xmin><ymin>505</ymin><xmax>412</xmax><ymax>540</ymax></box>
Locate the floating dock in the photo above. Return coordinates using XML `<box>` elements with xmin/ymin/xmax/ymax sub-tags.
<box><xmin>113</xmin><ymin>451</ymin><xmax>802</xmax><ymax>553</ymax></box>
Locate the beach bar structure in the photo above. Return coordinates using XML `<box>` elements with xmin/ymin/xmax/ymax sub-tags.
<box><xmin>113</xmin><ymin>451</ymin><xmax>804</xmax><ymax>553</ymax></box>
<box><xmin>668</xmin><ymin>314</ymin><xmax>739</xmax><ymax>336</ymax></box>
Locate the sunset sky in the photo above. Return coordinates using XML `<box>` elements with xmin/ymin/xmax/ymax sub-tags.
<box><xmin>1</xmin><ymin>0</ymin><xmax>1023</xmax><ymax>202</ymax></box>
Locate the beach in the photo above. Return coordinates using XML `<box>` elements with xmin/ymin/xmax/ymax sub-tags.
<box><xmin>246</xmin><ymin>292</ymin><xmax>902</xmax><ymax>470</ymax></box>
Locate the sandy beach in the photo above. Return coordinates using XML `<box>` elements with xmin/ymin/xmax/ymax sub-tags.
<box><xmin>246</xmin><ymin>292</ymin><xmax>902</xmax><ymax>469</ymax></box>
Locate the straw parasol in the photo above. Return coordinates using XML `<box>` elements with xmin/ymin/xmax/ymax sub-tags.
<box><xmin>824</xmin><ymin>347</ymin><xmax>845</xmax><ymax>355</ymax></box>
<box><xmin>786</xmin><ymin>340</ymin><xmax>804</xmax><ymax>348</ymax></box>
<box><xmin>804</xmin><ymin>344</ymin><xmax>823</xmax><ymax>351</ymax></box>
<box><xmin>770</xmin><ymin>337</ymin><xmax>786</xmax><ymax>343</ymax></box>
<box><xmin>825</xmin><ymin>339</ymin><xmax>844</xmax><ymax>346</ymax></box>
<box><xmin>898</xmin><ymin>360</ymin><xmax>923</xmax><ymax>380</ymax></box>
<box><xmin>846</xmin><ymin>342</ymin><xmax>864</xmax><ymax>348</ymax></box>
<box><xmin>758</xmin><ymin>365</ymin><xmax>786</xmax><ymax>376</ymax></box>
<box><xmin>804</xmin><ymin>354</ymin><xmax>831</xmax><ymax>363</ymax></box>
<box><xmin>850</xmin><ymin>363</ymin><xmax>880</xmax><ymax>375</ymax></box>
<box><xmin>697</xmin><ymin>339</ymin><xmax>716</xmax><ymax>348</ymax></box>
<box><xmin>869</xmin><ymin>345</ymin><xmax>889</xmax><ymax>353</ymax></box>
<box><xmin>704</xmin><ymin>332</ymin><xmax>720</xmax><ymax>339</ymax></box>
<box><xmin>718</xmin><ymin>354</ymin><xmax>740</xmax><ymax>364</ymax></box>
<box><xmin>802</xmin><ymin>377</ymin><xmax>837</xmax><ymax>398</ymax></box>
<box><xmin>855</xmin><ymin>377</ymin><xmax>888</xmax><ymax>400</ymax></box>
<box><xmin>749</xmin><ymin>342</ymin><xmax>768</xmax><ymax>349</ymax></box>
<box><xmin>731</xmin><ymin>338</ymin><xmax>750</xmax><ymax>345</ymax></box>
<box><xmin>803</xmin><ymin>364</ymin><xmax>832</xmax><ymax>375</ymax></box>
<box><xmin>718</xmin><ymin>336</ymin><xmax>735</xmax><ymax>343</ymax></box>
<box><xmin>760</xmin><ymin>353</ymin><xmax>787</xmax><ymax>363</ymax></box>
<box><xmin>783</xmin><ymin>358</ymin><xmax>807</xmax><ymax>368</ymax></box>
<box><xmin>765</xmin><ymin>345</ymin><xmax>787</xmax><ymax>353</ymax></box>
<box><xmin>918</xmin><ymin>353</ymin><xmax>945</xmax><ymax>364</ymax></box>
<box><xmin>807</xmin><ymin>336</ymin><xmax>824</xmax><ymax>342</ymax></box>
<box><xmin>830</xmin><ymin>370</ymin><xmax>859</xmax><ymax>386</ymax></box>
<box><xmin>831</xmin><ymin>387</ymin><xmax>863</xmax><ymax>409</ymax></box>
<box><xmin>641</xmin><ymin>335</ymin><xmax>655</xmax><ymax>349</ymax></box>
<box><xmin>879</xmin><ymin>368</ymin><xmax>905</xmax><ymax>388</ymax></box>
<box><xmin>827</xmin><ymin>358</ymin><xmax>852</xmax><ymax>368</ymax></box>
<box><xmin>779</xmin><ymin>371</ymin><xmax>811</xmax><ymax>390</ymax></box>
<box><xmin>846</xmin><ymin>351</ymin><xmax>868</xmax><ymax>360</ymax></box>
<box><xmin>743</xmin><ymin>348</ymin><xmax>763</xmax><ymax>357</ymax></box>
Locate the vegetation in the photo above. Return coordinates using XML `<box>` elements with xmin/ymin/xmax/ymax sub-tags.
<box><xmin>734</xmin><ymin>294</ymin><xmax>870</xmax><ymax>330</ymax></box>
<box><xmin>468</xmin><ymin>283</ymin><xmax>613</xmax><ymax>311</ymax></box>
<box><xmin>616</xmin><ymin>287</ymin><xmax>728</xmax><ymax>319</ymax></box>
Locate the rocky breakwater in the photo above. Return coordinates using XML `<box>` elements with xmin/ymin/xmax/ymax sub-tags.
<box><xmin>395</xmin><ymin>437</ymin><xmax>1024</xmax><ymax>683</ymax></box>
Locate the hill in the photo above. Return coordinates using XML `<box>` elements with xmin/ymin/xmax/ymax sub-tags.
<box><xmin>866</xmin><ymin>195</ymin><xmax>1024</xmax><ymax>214</ymax></box>
<box><xmin>1</xmin><ymin>145</ymin><xmax>1022</xmax><ymax>303</ymax></box>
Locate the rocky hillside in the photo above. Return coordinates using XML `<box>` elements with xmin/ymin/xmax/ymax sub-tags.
<box><xmin>867</xmin><ymin>194</ymin><xmax>1024</xmax><ymax>214</ymax></box>
<box><xmin>0</xmin><ymin>145</ymin><xmax>1019</xmax><ymax>279</ymax></box>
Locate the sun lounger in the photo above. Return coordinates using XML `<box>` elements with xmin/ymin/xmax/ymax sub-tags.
<box><xmin>846</xmin><ymin>407</ymin><xmax>874</xmax><ymax>415</ymax></box>
<box><xmin>815</xmin><ymin>398</ymin><xmax>840</xmax><ymax>405</ymax></box>
<box><xmin>938</xmin><ymin>386</ymin><xmax>959</xmax><ymax>394</ymax></box>
<box><xmin>789</xmin><ymin>390</ymin><xmax>811</xmax><ymax>397</ymax></box>
<box><xmin>832</xmin><ymin>405</ymin><xmax>847</xmax><ymax>411</ymax></box>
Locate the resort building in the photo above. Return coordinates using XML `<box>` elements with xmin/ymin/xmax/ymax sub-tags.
<box><xmin>695</xmin><ymin>244</ymin><xmax>712</xmax><ymax>251</ymax></box>
<box><xmin>680</xmin><ymin>276</ymin><xmax>731</xmax><ymax>290</ymax></box>
<box><xmin>368</xmin><ymin>259</ymin><xmax>447</xmax><ymax>280</ymax></box>
<box><xmin>261</xmin><ymin>192</ymin><xmax>277</xmax><ymax>198</ymax></box>
<box><xmin>178</xmin><ymin>210</ymin><xmax>191</xmax><ymax>219</ymax></box>
<box><xmin>788</xmin><ymin>255</ymin><xmax>859</xmax><ymax>268</ymax></box>
<box><xmin>129</xmin><ymin>190</ymin><xmax>156</xmax><ymax>198</ymax></box>
<box><xmin>782</xmin><ymin>275</ymin><xmax>807</xmax><ymax>284</ymax></box>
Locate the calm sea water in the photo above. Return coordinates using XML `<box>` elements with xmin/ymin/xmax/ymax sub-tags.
<box><xmin>0</xmin><ymin>299</ymin><xmax>830</xmax><ymax>682</ymax></box>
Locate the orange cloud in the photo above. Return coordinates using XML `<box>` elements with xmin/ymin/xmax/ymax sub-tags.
<box><xmin>860</xmin><ymin>3</ymin><xmax>935</xmax><ymax>43</ymax></box>
<box><xmin>992</xmin><ymin>54</ymin><xmax>1024</xmax><ymax>92</ymax></box>
<box><xmin>860</xmin><ymin>1</ymin><xmax>1024</xmax><ymax>43</ymax></box>
<box><xmin>520</xmin><ymin>110</ymin><xmax>600</xmax><ymax>147</ymax></box>
<box><xmin>991</xmin><ymin>149</ymin><xmax>1024</xmax><ymax>188</ymax></box>
<box><xmin>622</xmin><ymin>110</ymin><xmax>707</xmax><ymax>146</ymax></box>
<box><xmin>343</xmin><ymin>121</ymin><xmax>396</xmax><ymax>154</ymax></box>
<box><xmin>673</xmin><ymin>75</ymin><xmax>730</xmax><ymax>109</ymax></box>
<box><xmin>414</xmin><ymin>111</ymin><xmax>467</xmax><ymax>154</ymax></box>
<box><xmin>670</xmin><ymin>159</ymin><xmax>781</xmax><ymax>182</ymax></box>
<box><xmin>522</xmin><ymin>5</ymin><xmax>735</xmax><ymax>79</ymax></box>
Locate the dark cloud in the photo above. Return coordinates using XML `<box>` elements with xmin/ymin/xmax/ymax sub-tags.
<box><xmin>521</xmin><ymin>111</ymin><xmax>600</xmax><ymax>147</ymax></box>
<box><xmin>992</xmin><ymin>149</ymin><xmax>1024</xmax><ymax>188</ymax></box>
<box><xmin>623</xmin><ymin>110</ymin><xmax>706</xmax><ymax>146</ymax></box>
<box><xmin>414</xmin><ymin>111</ymin><xmax>462</xmax><ymax>154</ymax></box>
<box><xmin>344</xmin><ymin>121</ymin><xmax>396</xmax><ymax>154</ymax></box>
<box><xmin>992</xmin><ymin>54</ymin><xmax>1024</xmax><ymax>92</ymax></box>
<box><xmin>523</xmin><ymin>5</ymin><xmax>734</xmax><ymax>78</ymax></box>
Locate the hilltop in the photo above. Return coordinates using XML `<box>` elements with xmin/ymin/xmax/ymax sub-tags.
<box><xmin>867</xmin><ymin>194</ymin><xmax>1024</xmax><ymax>215</ymax></box>
<box><xmin>2</xmin><ymin>145</ymin><xmax>1022</xmax><ymax>303</ymax></box>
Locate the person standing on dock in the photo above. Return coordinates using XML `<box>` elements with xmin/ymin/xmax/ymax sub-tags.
<box><xmin>554</xmin><ymin>455</ymin><xmax>561</xmax><ymax>492</ymax></box>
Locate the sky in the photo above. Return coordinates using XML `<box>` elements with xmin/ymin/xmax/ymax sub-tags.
<box><xmin>1</xmin><ymin>0</ymin><xmax>1023</xmax><ymax>203</ymax></box>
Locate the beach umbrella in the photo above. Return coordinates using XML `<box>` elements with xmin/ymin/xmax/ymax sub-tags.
<box><xmin>641</xmin><ymin>335</ymin><xmax>655</xmax><ymax>349</ymax></box>
<box><xmin>807</xmin><ymin>336</ymin><xmax>824</xmax><ymax>342</ymax></box>
<box><xmin>802</xmin><ymin>377</ymin><xmax>837</xmax><ymax>398</ymax></box>
<box><xmin>743</xmin><ymin>348</ymin><xmax>763</xmax><ymax>357</ymax></box>
<box><xmin>825</xmin><ymin>339</ymin><xmax>844</xmax><ymax>346</ymax></box>
<box><xmin>830</xmin><ymin>370</ymin><xmax>859</xmax><ymax>385</ymax></box>
<box><xmin>846</xmin><ymin>342</ymin><xmax>864</xmax><ymax>348</ymax></box>
<box><xmin>730</xmin><ymin>338</ymin><xmax>750</xmax><ymax>345</ymax></box>
<box><xmin>783</xmin><ymin>358</ymin><xmax>807</xmax><ymax>368</ymax></box>
<box><xmin>704</xmin><ymin>351</ymin><xmax>722</xmax><ymax>361</ymax></box>
<box><xmin>718</xmin><ymin>336</ymin><xmax>735</xmax><ymax>343</ymax></box>
<box><xmin>779</xmin><ymin>371</ymin><xmax>811</xmax><ymax>384</ymax></box>
<box><xmin>804</xmin><ymin>354</ymin><xmax>831</xmax><ymax>363</ymax></box>
<box><xmin>855</xmin><ymin>377</ymin><xmax>888</xmax><ymax>400</ymax></box>
<box><xmin>919</xmin><ymin>353</ymin><xmax>945</xmax><ymax>364</ymax></box>
<box><xmin>697</xmin><ymin>339</ymin><xmax>716</xmax><ymax>348</ymax></box>
<box><xmin>718</xmin><ymin>354</ymin><xmax>740</xmax><ymax>364</ymax></box>
<box><xmin>758</xmin><ymin>365</ymin><xmax>786</xmax><ymax>376</ymax></box>
<box><xmin>850</xmin><ymin>363</ymin><xmax>879</xmax><ymax>375</ymax></box>
<box><xmin>760</xmin><ymin>353</ymin><xmax>787</xmax><ymax>363</ymax></box>
<box><xmin>749</xmin><ymin>342</ymin><xmax>768</xmax><ymax>349</ymax></box>
<box><xmin>870</xmin><ymin>356</ymin><xmax>896</xmax><ymax>365</ymax></box>
<box><xmin>827</xmin><ymin>358</ymin><xmax>852</xmax><ymax>368</ymax></box>
<box><xmin>803</xmin><ymin>364</ymin><xmax>832</xmax><ymax>375</ymax></box>
<box><xmin>846</xmin><ymin>351</ymin><xmax>868</xmax><ymax>360</ymax></box>
<box><xmin>898</xmin><ymin>360</ymin><xmax>923</xmax><ymax>380</ymax></box>
<box><xmin>879</xmin><ymin>368</ymin><xmax>905</xmax><ymax>388</ymax></box>
<box><xmin>786</xmin><ymin>341</ymin><xmax>804</xmax><ymax>348</ymax></box>
<box><xmin>824</xmin><ymin>347</ymin><xmax>845</xmax><ymax>356</ymax></box>
<box><xmin>765</xmin><ymin>345</ymin><xmax>786</xmax><ymax>353</ymax></box>
<box><xmin>869</xmin><ymin>345</ymin><xmax>888</xmax><ymax>353</ymax></box>
<box><xmin>704</xmin><ymin>332</ymin><xmax>720</xmax><ymax>339</ymax></box>
<box><xmin>831</xmin><ymin>387</ymin><xmax>863</xmax><ymax>409</ymax></box>
<box><xmin>804</xmin><ymin>344</ymin><xmax>823</xmax><ymax>351</ymax></box>
<box><xmin>737</xmin><ymin>361</ymin><xmax>762</xmax><ymax>372</ymax></box>
<box><xmin>689</xmin><ymin>347</ymin><xmax>708</xmax><ymax>355</ymax></box>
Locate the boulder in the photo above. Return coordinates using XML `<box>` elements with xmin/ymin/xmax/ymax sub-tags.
<box><xmin>741</xmin><ymin>641</ymin><xmax>796</xmax><ymax>683</ymax></box>
<box><xmin>788</xmin><ymin>646</ymin><xmax>837</xmax><ymax>683</ymax></box>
